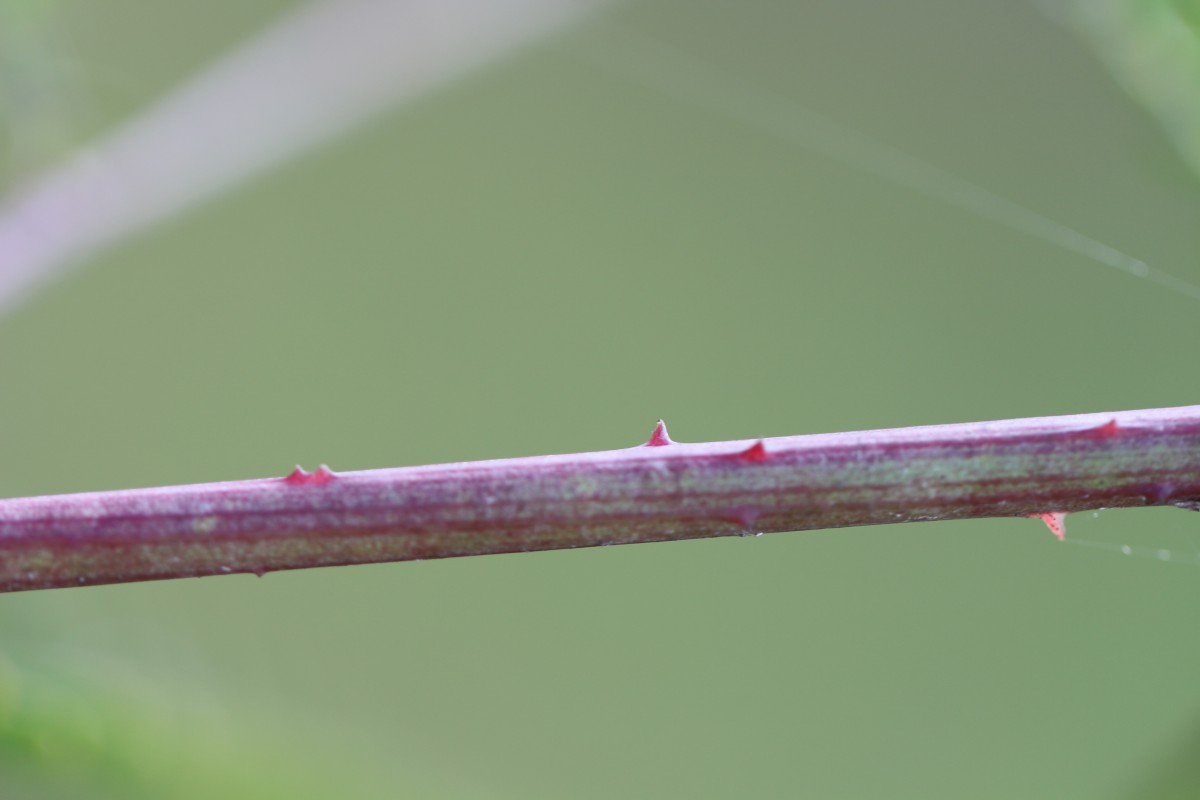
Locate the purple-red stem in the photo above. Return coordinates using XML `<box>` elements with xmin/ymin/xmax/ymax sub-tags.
<box><xmin>2</xmin><ymin>406</ymin><xmax>1199</xmax><ymax>593</ymax></box>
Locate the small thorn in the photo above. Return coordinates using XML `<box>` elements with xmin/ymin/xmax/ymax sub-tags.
<box><xmin>253</xmin><ymin>568</ymin><xmax>267</xmax><ymax>578</ymax></box>
<box><xmin>1089</xmin><ymin>419</ymin><xmax>1120</xmax><ymax>439</ymax></box>
<box><xmin>285</xmin><ymin>466</ymin><xmax>310</xmax><ymax>485</ymax></box>
<box><xmin>735</xmin><ymin>440</ymin><xmax>768</xmax><ymax>462</ymax></box>
<box><xmin>285</xmin><ymin>464</ymin><xmax>335</xmax><ymax>486</ymax></box>
<box><xmin>644</xmin><ymin>419</ymin><xmax>673</xmax><ymax>447</ymax></box>
<box><xmin>1030</xmin><ymin>511</ymin><xmax>1067</xmax><ymax>540</ymax></box>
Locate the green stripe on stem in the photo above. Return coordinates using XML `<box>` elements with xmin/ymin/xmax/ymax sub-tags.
<box><xmin>2</xmin><ymin>406</ymin><xmax>1199</xmax><ymax>592</ymax></box>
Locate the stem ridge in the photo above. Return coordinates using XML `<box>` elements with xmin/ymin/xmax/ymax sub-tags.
<box><xmin>3</xmin><ymin>405</ymin><xmax>1199</xmax><ymax>593</ymax></box>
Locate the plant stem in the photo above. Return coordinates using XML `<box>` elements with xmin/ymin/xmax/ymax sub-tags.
<box><xmin>3</xmin><ymin>406</ymin><xmax>1199</xmax><ymax>593</ymax></box>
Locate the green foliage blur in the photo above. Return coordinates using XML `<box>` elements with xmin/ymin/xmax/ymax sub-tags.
<box><xmin>1</xmin><ymin>1</ymin><xmax>1200</xmax><ymax>797</ymax></box>
<box><xmin>1060</xmin><ymin>0</ymin><xmax>1200</xmax><ymax>179</ymax></box>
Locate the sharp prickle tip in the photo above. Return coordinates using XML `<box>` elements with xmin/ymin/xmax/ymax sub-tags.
<box><xmin>737</xmin><ymin>440</ymin><xmax>768</xmax><ymax>462</ymax></box>
<box><xmin>285</xmin><ymin>464</ymin><xmax>335</xmax><ymax>486</ymax></box>
<box><xmin>1030</xmin><ymin>511</ymin><xmax>1067</xmax><ymax>541</ymax></box>
<box><xmin>285</xmin><ymin>466</ymin><xmax>310</xmax><ymax>485</ymax></box>
<box><xmin>645</xmin><ymin>419</ymin><xmax>673</xmax><ymax>447</ymax></box>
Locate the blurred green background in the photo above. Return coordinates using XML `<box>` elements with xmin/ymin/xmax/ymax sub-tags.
<box><xmin>2</xmin><ymin>0</ymin><xmax>1200</xmax><ymax>797</ymax></box>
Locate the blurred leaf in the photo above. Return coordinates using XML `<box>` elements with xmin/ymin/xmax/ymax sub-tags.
<box><xmin>0</xmin><ymin>0</ymin><xmax>83</xmax><ymax>183</ymax></box>
<box><xmin>0</xmin><ymin>643</ymin><xmax>383</xmax><ymax>799</ymax></box>
<box><xmin>1115</xmin><ymin>716</ymin><xmax>1200</xmax><ymax>799</ymax></box>
<box><xmin>1056</xmin><ymin>0</ymin><xmax>1200</xmax><ymax>179</ymax></box>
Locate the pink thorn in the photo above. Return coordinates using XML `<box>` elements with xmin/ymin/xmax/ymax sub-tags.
<box><xmin>645</xmin><ymin>420</ymin><xmax>674</xmax><ymax>447</ymax></box>
<box><xmin>737</xmin><ymin>440</ymin><xmax>768</xmax><ymax>463</ymax></box>
<box><xmin>1030</xmin><ymin>511</ymin><xmax>1067</xmax><ymax>540</ymax></box>
<box><xmin>1089</xmin><ymin>419</ymin><xmax>1120</xmax><ymax>439</ymax></box>
<box><xmin>285</xmin><ymin>465</ymin><xmax>335</xmax><ymax>486</ymax></box>
<box><xmin>284</xmin><ymin>466</ymin><xmax>310</xmax><ymax>485</ymax></box>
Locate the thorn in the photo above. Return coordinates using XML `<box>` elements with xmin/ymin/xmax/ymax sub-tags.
<box><xmin>1030</xmin><ymin>511</ymin><xmax>1067</xmax><ymax>541</ymax></box>
<box><xmin>285</xmin><ymin>466</ymin><xmax>310</xmax><ymax>485</ymax></box>
<box><xmin>644</xmin><ymin>419</ymin><xmax>673</xmax><ymax>447</ymax></box>
<box><xmin>735</xmin><ymin>440</ymin><xmax>768</xmax><ymax>462</ymax></box>
<box><xmin>1089</xmin><ymin>418</ymin><xmax>1120</xmax><ymax>439</ymax></box>
<box><xmin>285</xmin><ymin>464</ymin><xmax>335</xmax><ymax>486</ymax></box>
<box><xmin>253</xmin><ymin>568</ymin><xmax>267</xmax><ymax>578</ymax></box>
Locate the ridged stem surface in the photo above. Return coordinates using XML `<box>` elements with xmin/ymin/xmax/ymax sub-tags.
<box><xmin>3</xmin><ymin>406</ymin><xmax>1199</xmax><ymax>593</ymax></box>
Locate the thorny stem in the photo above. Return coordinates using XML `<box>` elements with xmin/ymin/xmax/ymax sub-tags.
<box><xmin>2</xmin><ymin>406</ymin><xmax>1199</xmax><ymax>593</ymax></box>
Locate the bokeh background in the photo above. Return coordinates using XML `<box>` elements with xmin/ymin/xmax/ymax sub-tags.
<box><xmin>2</xmin><ymin>0</ymin><xmax>1200</xmax><ymax>797</ymax></box>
